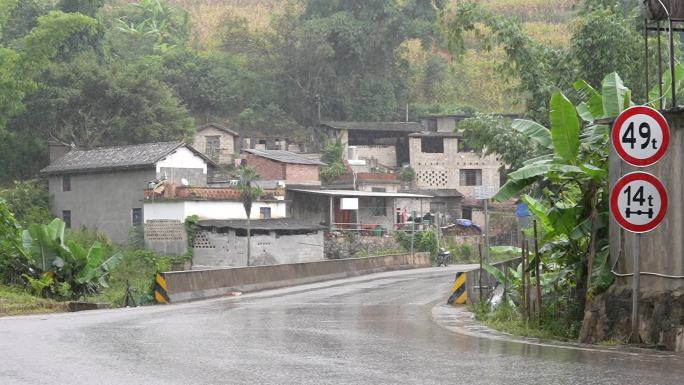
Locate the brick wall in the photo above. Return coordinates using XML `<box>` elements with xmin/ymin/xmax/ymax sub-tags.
<box><xmin>245</xmin><ymin>154</ymin><xmax>286</xmax><ymax>180</ymax></box>
<box><xmin>285</xmin><ymin>163</ymin><xmax>320</xmax><ymax>183</ymax></box>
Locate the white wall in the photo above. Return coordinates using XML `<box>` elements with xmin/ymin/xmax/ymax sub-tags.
<box><xmin>144</xmin><ymin>200</ymin><xmax>287</xmax><ymax>222</ymax></box>
<box><xmin>156</xmin><ymin>147</ymin><xmax>208</xmax><ymax>174</ymax></box>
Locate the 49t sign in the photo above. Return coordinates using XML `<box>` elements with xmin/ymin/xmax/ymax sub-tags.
<box><xmin>612</xmin><ymin>106</ymin><xmax>670</xmax><ymax>167</ymax></box>
<box><xmin>610</xmin><ymin>172</ymin><xmax>668</xmax><ymax>233</ymax></box>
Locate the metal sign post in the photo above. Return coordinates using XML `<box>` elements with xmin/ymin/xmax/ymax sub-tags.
<box><xmin>474</xmin><ymin>186</ymin><xmax>497</xmax><ymax>263</ymax></box>
<box><xmin>611</xmin><ymin>106</ymin><xmax>670</xmax><ymax>344</ymax></box>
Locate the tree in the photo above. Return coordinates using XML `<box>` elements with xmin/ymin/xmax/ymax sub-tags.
<box><xmin>0</xmin><ymin>1</ymin><xmax>97</xmax><ymax>133</ymax></box>
<box><xmin>320</xmin><ymin>141</ymin><xmax>346</xmax><ymax>184</ymax></box>
<box><xmin>23</xmin><ymin>52</ymin><xmax>194</xmax><ymax>148</ymax></box>
<box><xmin>236</xmin><ymin>165</ymin><xmax>262</xmax><ymax>266</ymax></box>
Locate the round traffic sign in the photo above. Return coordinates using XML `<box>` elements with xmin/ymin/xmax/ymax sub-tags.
<box><xmin>610</xmin><ymin>172</ymin><xmax>668</xmax><ymax>233</ymax></box>
<box><xmin>612</xmin><ymin>106</ymin><xmax>670</xmax><ymax>167</ymax></box>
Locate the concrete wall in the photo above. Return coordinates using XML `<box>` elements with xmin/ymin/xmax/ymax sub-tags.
<box><xmin>144</xmin><ymin>200</ymin><xmax>287</xmax><ymax>222</ymax></box>
<box><xmin>49</xmin><ymin>168</ymin><xmax>156</xmax><ymax>244</ymax></box>
<box><xmin>609</xmin><ymin>110</ymin><xmax>684</xmax><ymax>292</ymax></box>
<box><xmin>193</xmin><ymin>126</ymin><xmax>236</xmax><ymax>165</ymax></box>
<box><xmin>356</xmin><ymin>145</ymin><xmax>397</xmax><ymax>167</ymax></box>
<box><xmin>192</xmin><ymin>229</ymin><xmax>324</xmax><ymax>268</ymax></box>
<box><xmin>409</xmin><ymin>137</ymin><xmax>500</xmax><ymax>199</ymax></box>
<box><xmin>160</xmin><ymin>252</ymin><xmax>431</xmax><ymax>303</ymax></box>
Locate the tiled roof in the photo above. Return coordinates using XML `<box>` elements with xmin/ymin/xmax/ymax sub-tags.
<box><xmin>319</xmin><ymin>121</ymin><xmax>424</xmax><ymax>132</ymax></box>
<box><xmin>243</xmin><ymin>149</ymin><xmax>325</xmax><ymax>165</ymax></box>
<box><xmin>198</xmin><ymin>123</ymin><xmax>239</xmax><ymax>137</ymax></box>
<box><xmin>41</xmin><ymin>141</ymin><xmax>214</xmax><ymax>175</ymax></box>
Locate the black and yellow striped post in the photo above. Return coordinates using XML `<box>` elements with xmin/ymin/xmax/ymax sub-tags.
<box><xmin>154</xmin><ymin>273</ymin><xmax>170</xmax><ymax>304</ymax></box>
<box><xmin>447</xmin><ymin>272</ymin><xmax>467</xmax><ymax>305</ymax></box>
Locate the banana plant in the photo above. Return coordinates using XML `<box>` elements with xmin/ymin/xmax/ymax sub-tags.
<box><xmin>492</xmin><ymin>72</ymin><xmax>630</xmax><ymax>306</ymax></box>
<box><xmin>21</xmin><ymin>218</ymin><xmax>123</xmax><ymax>299</ymax></box>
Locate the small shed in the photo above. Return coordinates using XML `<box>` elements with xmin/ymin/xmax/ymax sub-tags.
<box><xmin>192</xmin><ymin>219</ymin><xmax>325</xmax><ymax>268</ymax></box>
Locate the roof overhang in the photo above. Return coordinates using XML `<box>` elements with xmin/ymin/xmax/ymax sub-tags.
<box><xmin>288</xmin><ymin>188</ymin><xmax>432</xmax><ymax>198</ymax></box>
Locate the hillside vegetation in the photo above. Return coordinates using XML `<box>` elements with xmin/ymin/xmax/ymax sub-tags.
<box><xmin>165</xmin><ymin>0</ymin><xmax>579</xmax><ymax>114</ymax></box>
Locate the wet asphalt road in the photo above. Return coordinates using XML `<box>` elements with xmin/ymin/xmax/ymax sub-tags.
<box><xmin>2</xmin><ymin>266</ymin><xmax>684</xmax><ymax>385</ymax></box>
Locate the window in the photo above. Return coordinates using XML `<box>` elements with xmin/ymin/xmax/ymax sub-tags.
<box><xmin>421</xmin><ymin>137</ymin><xmax>444</xmax><ymax>153</ymax></box>
<box><xmin>259</xmin><ymin>207</ymin><xmax>271</xmax><ymax>219</ymax></box>
<box><xmin>458</xmin><ymin>139</ymin><xmax>476</xmax><ymax>152</ymax></box>
<box><xmin>371</xmin><ymin>187</ymin><xmax>386</xmax><ymax>192</ymax></box>
<box><xmin>62</xmin><ymin>175</ymin><xmax>71</xmax><ymax>192</ymax></box>
<box><xmin>62</xmin><ymin>210</ymin><xmax>71</xmax><ymax>229</ymax></box>
<box><xmin>132</xmin><ymin>208</ymin><xmax>143</xmax><ymax>226</ymax></box>
<box><xmin>426</xmin><ymin>119</ymin><xmax>437</xmax><ymax>131</ymax></box>
<box><xmin>371</xmin><ymin>197</ymin><xmax>387</xmax><ymax>216</ymax></box>
<box><xmin>459</xmin><ymin>169</ymin><xmax>482</xmax><ymax>186</ymax></box>
<box><xmin>462</xmin><ymin>207</ymin><xmax>473</xmax><ymax>220</ymax></box>
<box><xmin>205</xmin><ymin>136</ymin><xmax>220</xmax><ymax>160</ymax></box>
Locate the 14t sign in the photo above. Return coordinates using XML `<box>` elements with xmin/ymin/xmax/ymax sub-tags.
<box><xmin>610</xmin><ymin>172</ymin><xmax>668</xmax><ymax>233</ymax></box>
<box><xmin>612</xmin><ymin>106</ymin><xmax>670</xmax><ymax>167</ymax></box>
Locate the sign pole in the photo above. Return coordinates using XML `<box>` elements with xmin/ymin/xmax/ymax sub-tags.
<box><xmin>484</xmin><ymin>198</ymin><xmax>490</xmax><ymax>263</ymax></box>
<box><xmin>631</xmin><ymin>233</ymin><xmax>641</xmax><ymax>343</ymax></box>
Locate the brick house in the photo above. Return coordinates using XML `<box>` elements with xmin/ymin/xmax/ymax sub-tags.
<box><xmin>243</xmin><ymin>149</ymin><xmax>324</xmax><ymax>184</ymax></box>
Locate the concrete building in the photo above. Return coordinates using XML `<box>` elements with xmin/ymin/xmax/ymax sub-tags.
<box><xmin>143</xmin><ymin>186</ymin><xmax>287</xmax><ymax>255</ymax></box>
<box><xmin>243</xmin><ymin>149</ymin><xmax>324</xmax><ymax>184</ymax></box>
<box><xmin>192</xmin><ymin>219</ymin><xmax>325</xmax><ymax>268</ymax></box>
<box><xmin>318</xmin><ymin>121</ymin><xmax>424</xmax><ymax>167</ymax></box>
<box><xmin>193</xmin><ymin>123</ymin><xmax>240</xmax><ymax>165</ymax></box>
<box><xmin>41</xmin><ymin>141</ymin><xmax>216</xmax><ymax>244</ymax></box>
<box><xmin>420</xmin><ymin>113</ymin><xmax>521</xmax><ymax>133</ymax></box>
<box><xmin>287</xmin><ymin>188</ymin><xmax>431</xmax><ymax>234</ymax></box>
<box><xmin>408</xmin><ymin>132</ymin><xmax>500</xmax><ymax>201</ymax></box>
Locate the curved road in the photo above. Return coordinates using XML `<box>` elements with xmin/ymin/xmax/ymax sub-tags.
<box><xmin>2</xmin><ymin>266</ymin><xmax>683</xmax><ymax>385</ymax></box>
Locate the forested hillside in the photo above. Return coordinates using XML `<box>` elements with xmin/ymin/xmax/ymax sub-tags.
<box><xmin>1</xmin><ymin>0</ymin><xmax>644</xmax><ymax>182</ymax></box>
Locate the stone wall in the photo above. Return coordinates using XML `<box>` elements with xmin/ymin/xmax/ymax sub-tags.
<box><xmin>580</xmin><ymin>286</ymin><xmax>684</xmax><ymax>351</ymax></box>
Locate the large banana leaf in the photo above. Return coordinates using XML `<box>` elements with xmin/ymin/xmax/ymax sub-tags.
<box><xmin>549</xmin><ymin>92</ymin><xmax>580</xmax><ymax>163</ymax></box>
<box><xmin>573</xmin><ymin>79</ymin><xmax>603</xmax><ymax>121</ymax></box>
<box><xmin>493</xmin><ymin>178</ymin><xmax>535</xmax><ymax>202</ymax></box>
<box><xmin>601</xmin><ymin>72</ymin><xmax>628</xmax><ymax>118</ymax></box>
<box><xmin>511</xmin><ymin>119</ymin><xmax>553</xmax><ymax>149</ymax></box>
<box><xmin>507</xmin><ymin>162</ymin><xmax>581</xmax><ymax>180</ymax></box>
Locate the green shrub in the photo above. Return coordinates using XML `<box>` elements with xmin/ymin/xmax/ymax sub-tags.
<box><xmin>0</xmin><ymin>180</ymin><xmax>53</xmax><ymax>227</ymax></box>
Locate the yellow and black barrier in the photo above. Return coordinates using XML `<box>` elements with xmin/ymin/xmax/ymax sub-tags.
<box><xmin>154</xmin><ymin>273</ymin><xmax>170</xmax><ymax>304</ymax></box>
<box><xmin>447</xmin><ymin>272</ymin><xmax>467</xmax><ymax>305</ymax></box>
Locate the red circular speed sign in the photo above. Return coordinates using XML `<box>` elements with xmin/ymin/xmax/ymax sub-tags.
<box><xmin>612</xmin><ymin>106</ymin><xmax>670</xmax><ymax>167</ymax></box>
<box><xmin>610</xmin><ymin>172</ymin><xmax>668</xmax><ymax>233</ymax></box>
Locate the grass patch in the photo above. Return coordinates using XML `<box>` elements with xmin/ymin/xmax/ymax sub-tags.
<box><xmin>0</xmin><ymin>285</ymin><xmax>66</xmax><ymax>317</ymax></box>
<box><xmin>471</xmin><ymin>300</ymin><xmax>582</xmax><ymax>341</ymax></box>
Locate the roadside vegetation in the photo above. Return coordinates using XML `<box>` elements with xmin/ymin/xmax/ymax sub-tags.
<box><xmin>445</xmin><ymin>0</ymin><xmax>648</xmax><ymax>341</ymax></box>
<box><xmin>0</xmin><ymin>196</ymin><xmax>186</xmax><ymax>316</ymax></box>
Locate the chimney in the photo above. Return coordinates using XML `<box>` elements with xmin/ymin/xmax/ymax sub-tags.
<box><xmin>48</xmin><ymin>140</ymin><xmax>72</xmax><ymax>163</ymax></box>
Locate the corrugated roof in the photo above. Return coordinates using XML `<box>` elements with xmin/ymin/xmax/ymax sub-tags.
<box><xmin>41</xmin><ymin>141</ymin><xmax>215</xmax><ymax>175</ymax></box>
<box><xmin>197</xmin><ymin>219</ymin><xmax>324</xmax><ymax>231</ymax></box>
<box><xmin>401</xmin><ymin>189</ymin><xmax>464</xmax><ymax>198</ymax></box>
<box><xmin>319</xmin><ymin>121</ymin><xmax>424</xmax><ymax>132</ymax></box>
<box><xmin>243</xmin><ymin>149</ymin><xmax>325</xmax><ymax>165</ymax></box>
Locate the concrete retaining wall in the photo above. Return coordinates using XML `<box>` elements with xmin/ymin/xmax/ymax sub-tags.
<box><xmin>465</xmin><ymin>258</ymin><xmax>521</xmax><ymax>304</ymax></box>
<box><xmin>160</xmin><ymin>252</ymin><xmax>431</xmax><ymax>303</ymax></box>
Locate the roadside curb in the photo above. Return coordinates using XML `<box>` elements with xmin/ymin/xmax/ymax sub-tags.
<box><xmin>430</xmin><ymin>303</ymin><xmax>680</xmax><ymax>357</ymax></box>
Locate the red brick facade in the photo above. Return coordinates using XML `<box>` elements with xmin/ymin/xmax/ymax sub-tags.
<box><xmin>245</xmin><ymin>153</ymin><xmax>320</xmax><ymax>183</ymax></box>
